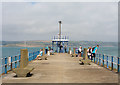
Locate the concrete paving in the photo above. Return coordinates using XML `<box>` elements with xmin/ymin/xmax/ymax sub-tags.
<box><xmin>2</xmin><ymin>53</ymin><xmax>118</xmax><ymax>83</ymax></box>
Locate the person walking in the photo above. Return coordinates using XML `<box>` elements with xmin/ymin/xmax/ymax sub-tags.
<box><xmin>91</xmin><ymin>45</ymin><xmax>99</xmax><ymax>61</ymax></box>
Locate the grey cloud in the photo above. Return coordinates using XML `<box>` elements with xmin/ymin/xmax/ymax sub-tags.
<box><xmin>2</xmin><ymin>2</ymin><xmax>118</xmax><ymax>42</ymax></box>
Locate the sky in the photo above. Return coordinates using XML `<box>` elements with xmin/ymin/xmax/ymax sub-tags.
<box><xmin>2</xmin><ymin>2</ymin><xmax>118</xmax><ymax>42</ymax></box>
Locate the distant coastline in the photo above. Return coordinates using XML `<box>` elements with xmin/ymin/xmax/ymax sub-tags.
<box><xmin>2</xmin><ymin>40</ymin><xmax>118</xmax><ymax>48</ymax></box>
<box><xmin>3</xmin><ymin>44</ymin><xmax>51</xmax><ymax>47</ymax></box>
<box><xmin>2</xmin><ymin>40</ymin><xmax>52</xmax><ymax>47</ymax></box>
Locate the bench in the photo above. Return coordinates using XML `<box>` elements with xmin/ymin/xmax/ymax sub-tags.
<box><xmin>13</xmin><ymin>66</ymin><xmax>34</xmax><ymax>77</ymax></box>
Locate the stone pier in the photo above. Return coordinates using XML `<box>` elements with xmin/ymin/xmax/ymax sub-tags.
<box><xmin>2</xmin><ymin>53</ymin><xmax>118</xmax><ymax>83</ymax></box>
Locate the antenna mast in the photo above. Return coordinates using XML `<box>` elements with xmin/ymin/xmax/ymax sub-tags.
<box><xmin>58</xmin><ymin>21</ymin><xmax>62</xmax><ymax>39</ymax></box>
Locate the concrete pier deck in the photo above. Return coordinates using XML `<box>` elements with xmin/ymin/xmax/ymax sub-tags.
<box><xmin>2</xmin><ymin>53</ymin><xmax>118</xmax><ymax>83</ymax></box>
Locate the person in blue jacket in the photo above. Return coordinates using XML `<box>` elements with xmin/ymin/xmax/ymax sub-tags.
<box><xmin>91</xmin><ymin>45</ymin><xmax>99</xmax><ymax>61</ymax></box>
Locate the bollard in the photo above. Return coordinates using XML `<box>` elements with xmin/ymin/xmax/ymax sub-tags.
<box><xmin>43</xmin><ymin>48</ymin><xmax>45</xmax><ymax>56</ymax></box>
<box><xmin>73</xmin><ymin>48</ymin><xmax>76</xmax><ymax>57</ymax></box>
<box><xmin>20</xmin><ymin>49</ymin><xmax>29</xmax><ymax>68</ymax></box>
<box><xmin>80</xmin><ymin>48</ymin><xmax>90</xmax><ymax>65</ymax></box>
<box><xmin>111</xmin><ymin>56</ymin><xmax>113</xmax><ymax>71</ymax></box>
<box><xmin>69</xmin><ymin>47</ymin><xmax>71</xmax><ymax>54</ymax></box>
<box><xmin>13</xmin><ymin>49</ymin><xmax>34</xmax><ymax>77</ymax></box>
<box><xmin>83</xmin><ymin>48</ymin><xmax>88</xmax><ymax>59</ymax></box>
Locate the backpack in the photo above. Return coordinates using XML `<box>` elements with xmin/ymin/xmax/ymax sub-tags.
<box><xmin>89</xmin><ymin>49</ymin><xmax>91</xmax><ymax>53</ymax></box>
<box><xmin>92</xmin><ymin>47</ymin><xmax>95</xmax><ymax>51</ymax></box>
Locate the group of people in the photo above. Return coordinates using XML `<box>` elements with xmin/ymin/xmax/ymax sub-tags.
<box><xmin>36</xmin><ymin>45</ymin><xmax>99</xmax><ymax>60</ymax></box>
<box><xmin>78</xmin><ymin>45</ymin><xmax>99</xmax><ymax>61</ymax></box>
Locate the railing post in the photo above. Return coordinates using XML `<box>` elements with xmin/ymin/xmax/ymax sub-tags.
<box><xmin>19</xmin><ymin>55</ymin><xmax>21</xmax><ymax>67</ymax></box>
<box><xmin>111</xmin><ymin>56</ymin><xmax>113</xmax><ymax>71</ymax></box>
<box><xmin>67</xmin><ymin>42</ymin><xmax>68</xmax><ymax>53</ymax></box>
<box><xmin>28</xmin><ymin>53</ymin><xmax>30</xmax><ymax>61</ymax></box>
<box><xmin>15</xmin><ymin>56</ymin><xmax>17</xmax><ymax>68</ymax></box>
<box><xmin>32</xmin><ymin>52</ymin><xmax>34</xmax><ymax>60</ymax></box>
<box><xmin>94</xmin><ymin>54</ymin><xmax>98</xmax><ymax>64</ymax></box>
<box><xmin>107</xmin><ymin>56</ymin><xmax>109</xmax><ymax>68</ymax></box>
<box><xmin>34</xmin><ymin>52</ymin><xmax>36</xmax><ymax>60</ymax></box>
<box><xmin>99</xmin><ymin>54</ymin><xmax>101</xmax><ymax>65</ymax></box>
<box><xmin>103</xmin><ymin>55</ymin><xmax>104</xmax><ymax>67</ymax></box>
<box><xmin>118</xmin><ymin>57</ymin><xmax>120</xmax><ymax>73</ymax></box>
<box><xmin>34</xmin><ymin>52</ymin><xmax>35</xmax><ymax>60</ymax></box>
<box><xmin>14</xmin><ymin>56</ymin><xmax>16</xmax><ymax>68</ymax></box>
<box><xmin>68</xmin><ymin>47</ymin><xmax>71</xmax><ymax>54</ymax></box>
<box><xmin>62</xmin><ymin>42</ymin><xmax>65</xmax><ymax>53</ymax></box>
<box><xmin>35</xmin><ymin>51</ymin><xmax>37</xmax><ymax>59</ymax></box>
<box><xmin>30</xmin><ymin>53</ymin><xmax>32</xmax><ymax>61</ymax></box>
<box><xmin>10</xmin><ymin>56</ymin><xmax>12</xmax><ymax>71</ymax></box>
<box><xmin>5</xmin><ymin>57</ymin><xmax>7</xmax><ymax>74</ymax></box>
<box><xmin>45</xmin><ymin>48</ymin><xmax>46</xmax><ymax>54</ymax></box>
<box><xmin>74</xmin><ymin>48</ymin><xmax>76</xmax><ymax>57</ymax></box>
<box><xmin>94</xmin><ymin>55</ymin><xmax>95</xmax><ymax>63</ymax></box>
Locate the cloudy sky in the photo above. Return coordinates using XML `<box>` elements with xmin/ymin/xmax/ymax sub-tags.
<box><xmin>2</xmin><ymin>2</ymin><xmax>118</xmax><ymax>42</ymax></box>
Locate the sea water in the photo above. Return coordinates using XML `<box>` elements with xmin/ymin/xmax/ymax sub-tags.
<box><xmin>1</xmin><ymin>41</ymin><xmax>118</xmax><ymax>58</ymax></box>
<box><xmin>2</xmin><ymin>47</ymin><xmax>43</xmax><ymax>58</ymax></box>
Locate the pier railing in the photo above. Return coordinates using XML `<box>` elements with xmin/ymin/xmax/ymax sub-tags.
<box><xmin>94</xmin><ymin>54</ymin><xmax>119</xmax><ymax>72</ymax></box>
<box><xmin>52</xmin><ymin>35</ymin><xmax>69</xmax><ymax>41</ymax></box>
<box><xmin>1</xmin><ymin>51</ymin><xmax>40</xmax><ymax>75</ymax></box>
<box><xmin>69</xmin><ymin>47</ymin><xmax>120</xmax><ymax>73</ymax></box>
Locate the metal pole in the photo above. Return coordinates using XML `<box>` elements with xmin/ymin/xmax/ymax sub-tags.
<box><xmin>63</xmin><ymin>42</ymin><xmax>64</xmax><ymax>53</ymax></box>
<box><xmin>103</xmin><ymin>55</ymin><xmax>104</xmax><ymax>67</ymax></box>
<box><xmin>118</xmin><ymin>57</ymin><xmax>120</xmax><ymax>72</ymax></box>
<box><xmin>59</xmin><ymin>21</ymin><xmax>62</xmax><ymax>39</ymax></box>
<box><xmin>67</xmin><ymin>42</ymin><xmax>68</xmax><ymax>53</ymax></box>
<box><xmin>5</xmin><ymin>57</ymin><xmax>7</xmax><ymax>74</ymax></box>
<box><xmin>107</xmin><ymin>56</ymin><xmax>109</xmax><ymax>68</ymax></box>
<box><xmin>111</xmin><ymin>56</ymin><xmax>113</xmax><ymax>71</ymax></box>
